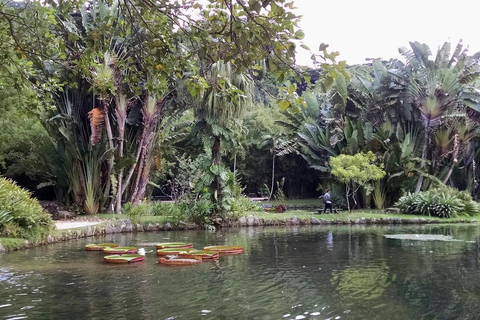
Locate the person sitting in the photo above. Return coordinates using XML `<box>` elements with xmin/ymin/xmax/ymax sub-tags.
<box><xmin>323</xmin><ymin>189</ymin><xmax>333</xmax><ymax>214</ymax></box>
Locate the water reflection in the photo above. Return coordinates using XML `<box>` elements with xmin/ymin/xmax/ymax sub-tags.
<box><xmin>1</xmin><ymin>225</ymin><xmax>480</xmax><ymax>319</ymax></box>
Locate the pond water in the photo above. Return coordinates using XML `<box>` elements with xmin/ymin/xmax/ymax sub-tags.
<box><xmin>1</xmin><ymin>224</ymin><xmax>480</xmax><ymax>319</ymax></box>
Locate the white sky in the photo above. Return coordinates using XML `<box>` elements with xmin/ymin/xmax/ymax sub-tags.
<box><xmin>293</xmin><ymin>0</ymin><xmax>480</xmax><ymax>66</ymax></box>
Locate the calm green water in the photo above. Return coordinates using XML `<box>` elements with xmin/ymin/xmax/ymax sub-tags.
<box><xmin>1</xmin><ymin>224</ymin><xmax>480</xmax><ymax>319</ymax></box>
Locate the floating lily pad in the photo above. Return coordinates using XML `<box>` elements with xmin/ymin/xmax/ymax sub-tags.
<box><xmin>384</xmin><ymin>234</ymin><xmax>463</xmax><ymax>242</ymax></box>
<box><xmin>104</xmin><ymin>254</ymin><xmax>144</xmax><ymax>263</ymax></box>
<box><xmin>156</xmin><ymin>242</ymin><xmax>193</xmax><ymax>250</ymax></box>
<box><xmin>179</xmin><ymin>250</ymin><xmax>219</xmax><ymax>260</ymax></box>
<box><xmin>85</xmin><ymin>243</ymin><xmax>119</xmax><ymax>251</ymax></box>
<box><xmin>103</xmin><ymin>246</ymin><xmax>138</xmax><ymax>254</ymax></box>
<box><xmin>158</xmin><ymin>256</ymin><xmax>202</xmax><ymax>266</ymax></box>
<box><xmin>136</xmin><ymin>242</ymin><xmax>159</xmax><ymax>246</ymax></box>
<box><xmin>156</xmin><ymin>248</ymin><xmax>193</xmax><ymax>256</ymax></box>
<box><xmin>203</xmin><ymin>245</ymin><xmax>244</xmax><ymax>255</ymax></box>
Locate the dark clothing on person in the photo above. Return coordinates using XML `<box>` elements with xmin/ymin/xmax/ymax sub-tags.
<box><xmin>324</xmin><ymin>202</ymin><xmax>333</xmax><ymax>213</ymax></box>
<box><xmin>323</xmin><ymin>191</ymin><xmax>333</xmax><ymax>213</ymax></box>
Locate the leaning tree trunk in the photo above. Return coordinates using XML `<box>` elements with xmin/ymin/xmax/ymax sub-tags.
<box><xmin>443</xmin><ymin>134</ymin><xmax>460</xmax><ymax>185</ymax></box>
<box><xmin>415</xmin><ymin>127</ymin><xmax>430</xmax><ymax>193</ymax></box>
<box><xmin>132</xmin><ymin>131</ymin><xmax>157</xmax><ymax>204</ymax></box>
<box><xmin>130</xmin><ymin>95</ymin><xmax>161</xmax><ymax>204</ymax></box>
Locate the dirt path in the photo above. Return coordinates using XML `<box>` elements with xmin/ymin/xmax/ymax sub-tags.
<box><xmin>55</xmin><ymin>221</ymin><xmax>104</xmax><ymax>230</ymax></box>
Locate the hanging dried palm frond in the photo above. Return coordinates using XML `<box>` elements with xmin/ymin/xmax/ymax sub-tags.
<box><xmin>88</xmin><ymin>107</ymin><xmax>105</xmax><ymax>145</ymax></box>
<box><xmin>466</xmin><ymin>107</ymin><xmax>480</xmax><ymax>123</ymax></box>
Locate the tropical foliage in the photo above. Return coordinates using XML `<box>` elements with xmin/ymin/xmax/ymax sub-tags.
<box><xmin>0</xmin><ymin>177</ymin><xmax>53</xmax><ymax>241</ymax></box>
<box><xmin>330</xmin><ymin>152</ymin><xmax>386</xmax><ymax>211</ymax></box>
<box><xmin>396</xmin><ymin>187</ymin><xmax>480</xmax><ymax>218</ymax></box>
<box><xmin>2</xmin><ymin>0</ymin><xmax>480</xmax><ymax>221</ymax></box>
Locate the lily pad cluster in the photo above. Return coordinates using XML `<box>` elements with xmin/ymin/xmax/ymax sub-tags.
<box><xmin>85</xmin><ymin>243</ymin><xmax>144</xmax><ymax>264</ymax></box>
<box><xmin>156</xmin><ymin>243</ymin><xmax>244</xmax><ymax>266</ymax></box>
<box><xmin>85</xmin><ymin>242</ymin><xmax>244</xmax><ymax>265</ymax></box>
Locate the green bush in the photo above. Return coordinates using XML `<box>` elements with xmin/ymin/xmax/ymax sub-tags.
<box><xmin>396</xmin><ymin>187</ymin><xmax>479</xmax><ymax>218</ymax></box>
<box><xmin>177</xmin><ymin>196</ymin><xmax>213</xmax><ymax>226</ymax></box>
<box><xmin>0</xmin><ymin>177</ymin><xmax>53</xmax><ymax>241</ymax></box>
<box><xmin>122</xmin><ymin>201</ymin><xmax>185</xmax><ymax>225</ymax></box>
<box><xmin>230</xmin><ymin>196</ymin><xmax>262</xmax><ymax>217</ymax></box>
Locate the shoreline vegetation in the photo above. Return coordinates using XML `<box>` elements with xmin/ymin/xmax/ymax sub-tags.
<box><xmin>1</xmin><ymin>207</ymin><xmax>479</xmax><ymax>252</ymax></box>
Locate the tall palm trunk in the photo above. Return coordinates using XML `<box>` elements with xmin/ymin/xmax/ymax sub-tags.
<box><xmin>115</xmin><ymin>95</ymin><xmax>127</xmax><ymax>213</ymax></box>
<box><xmin>129</xmin><ymin>95</ymin><xmax>160</xmax><ymax>203</ymax></box>
<box><xmin>415</xmin><ymin>128</ymin><xmax>429</xmax><ymax>193</ymax></box>
<box><xmin>443</xmin><ymin>133</ymin><xmax>460</xmax><ymax>184</ymax></box>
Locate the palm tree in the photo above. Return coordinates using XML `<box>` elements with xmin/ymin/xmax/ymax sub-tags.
<box><xmin>194</xmin><ymin>60</ymin><xmax>253</xmax><ymax>211</ymax></box>
<box><xmin>398</xmin><ymin>41</ymin><xmax>480</xmax><ymax>192</ymax></box>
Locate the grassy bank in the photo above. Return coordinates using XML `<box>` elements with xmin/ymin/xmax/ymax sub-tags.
<box><xmin>89</xmin><ymin>208</ymin><xmax>480</xmax><ymax>225</ymax></box>
<box><xmin>251</xmin><ymin>209</ymin><xmax>480</xmax><ymax>222</ymax></box>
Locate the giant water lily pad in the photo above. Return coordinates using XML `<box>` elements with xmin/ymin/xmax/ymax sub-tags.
<box><xmin>203</xmin><ymin>245</ymin><xmax>244</xmax><ymax>255</ymax></box>
<box><xmin>103</xmin><ymin>246</ymin><xmax>138</xmax><ymax>254</ymax></box>
<box><xmin>156</xmin><ymin>242</ymin><xmax>193</xmax><ymax>250</ymax></box>
<box><xmin>384</xmin><ymin>234</ymin><xmax>463</xmax><ymax>242</ymax></box>
<box><xmin>179</xmin><ymin>250</ymin><xmax>219</xmax><ymax>260</ymax></box>
<box><xmin>85</xmin><ymin>243</ymin><xmax>119</xmax><ymax>251</ymax></box>
<box><xmin>156</xmin><ymin>248</ymin><xmax>193</xmax><ymax>256</ymax></box>
<box><xmin>158</xmin><ymin>256</ymin><xmax>202</xmax><ymax>266</ymax></box>
<box><xmin>104</xmin><ymin>254</ymin><xmax>144</xmax><ymax>263</ymax></box>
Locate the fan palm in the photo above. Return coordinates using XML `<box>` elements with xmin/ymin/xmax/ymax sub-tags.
<box><xmin>194</xmin><ymin>60</ymin><xmax>253</xmax><ymax>211</ymax></box>
<box><xmin>399</xmin><ymin>42</ymin><xmax>480</xmax><ymax>192</ymax></box>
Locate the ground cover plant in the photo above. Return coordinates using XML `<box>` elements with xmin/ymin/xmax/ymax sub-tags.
<box><xmin>0</xmin><ymin>177</ymin><xmax>53</xmax><ymax>242</ymax></box>
<box><xmin>396</xmin><ymin>187</ymin><xmax>480</xmax><ymax>218</ymax></box>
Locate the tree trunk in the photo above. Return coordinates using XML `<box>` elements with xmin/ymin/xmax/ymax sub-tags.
<box><xmin>443</xmin><ymin>134</ymin><xmax>459</xmax><ymax>185</ymax></box>
<box><xmin>101</xmin><ymin>101</ymin><xmax>115</xmax><ymax>208</ymax></box>
<box><xmin>211</xmin><ymin>135</ymin><xmax>222</xmax><ymax>207</ymax></box>
<box><xmin>346</xmin><ymin>183</ymin><xmax>351</xmax><ymax>212</ymax></box>
<box><xmin>415</xmin><ymin>128</ymin><xmax>429</xmax><ymax>193</ymax></box>
<box><xmin>115</xmin><ymin>97</ymin><xmax>127</xmax><ymax>214</ymax></box>
<box><xmin>268</xmin><ymin>154</ymin><xmax>275</xmax><ymax>201</ymax></box>
<box><xmin>233</xmin><ymin>153</ymin><xmax>237</xmax><ymax>174</ymax></box>
<box><xmin>131</xmin><ymin>130</ymin><xmax>155</xmax><ymax>203</ymax></box>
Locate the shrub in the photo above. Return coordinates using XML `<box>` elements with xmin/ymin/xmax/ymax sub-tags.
<box><xmin>0</xmin><ymin>177</ymin><xmax>53</xmax><ymax>241</ymax></box>
<box><xmin>396</xmin><ymin>186</ymin><xmax>479</xmax><ymax>218</ymax></box>
<box><xmin>230</xmin><ymin>196</ymin><xmax>262</xmax><ymax>217</ymax></box>
<box><xmin>177</xmin><ymin>196</ymin><xmax>213</xmax><ymax>226</ymax></box>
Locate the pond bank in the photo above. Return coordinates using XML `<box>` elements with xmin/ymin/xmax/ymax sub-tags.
<box><xmin>1</xmin><ymin>214</ymin><xmax>478</xmax><ymax>252</ymax></box>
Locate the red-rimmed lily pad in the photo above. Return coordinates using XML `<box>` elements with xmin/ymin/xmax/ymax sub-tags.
<box><xmin>158</xmin><ymin>256</ymin><xmax>202</xmax><ymax>266</ymax></box>
<box><xmin>179</xmin><ymin>250</ymin><xmax>219</xmax><ymax>260</ymax></box>
<box><xmin>85</xmin><ymin>243</ymin><xmax>119</xmax><ymax>251</ymax></box>
<box><xmin>156</xmin><ymin>248</ymin><xmax>194</xmax><ymax>256</ymax></box>
<box><xmin>104</xmin><ymin>254</ymin><xmax>145</xmax><ymax>263</ymax></box>
<box><xmin>155</xmin><ymin>242</ymin><xmax>193</xmax><ymax>250</ymax></box>
<box><xmin>203</xmin><ymin>245</ymin><xmax>244</xmax><ymax>255</ymax></box>
<box><xmin>103</xmin><ymin>246</ymin><xmax>138</xmax><ymax>254</ymax></box>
